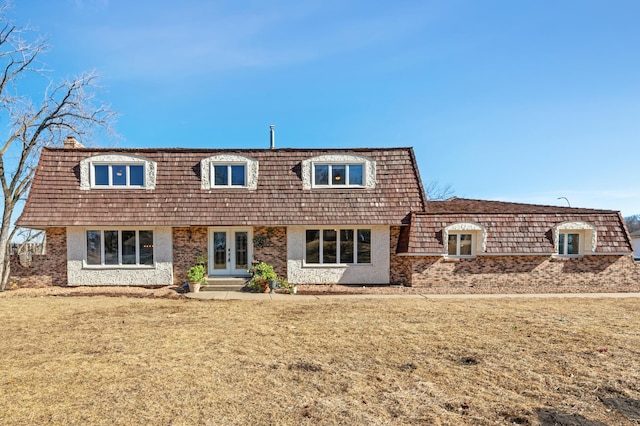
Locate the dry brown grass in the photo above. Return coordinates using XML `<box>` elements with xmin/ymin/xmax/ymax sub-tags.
<box><xmin>1</xmin><ymin>295</ymin><xmax>639</xmax><ymax>425</ymax></box>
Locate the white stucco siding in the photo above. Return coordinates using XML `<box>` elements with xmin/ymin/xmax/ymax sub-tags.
<box><xmin>286</xmin><ymin>225</ymin><xmax>390</xmax><ymax>284</ymax></box>
<box><xmin>66</xmin><ymin>227</ymin><xmax>173</xmax><ymax>286</ymax></box>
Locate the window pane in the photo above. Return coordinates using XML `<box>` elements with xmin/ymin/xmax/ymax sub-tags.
<box><xmin>231</xmin><ymin>165</ymin><xmax>245</xmax><ymax>186</ymax></box>
<box><xmin>235</xmin><ymin>231</ymin><xmax>248</xmax><ymax>270</ymax></box>
<box><xmin>447</xmin><ymin>234</ymin><xmax>457</xmax><ymax>255</ymax></box>
<box><xmin>559</xmin><ymin>233</ymin><xmax>565</xmax><ymax>255</ymax></box>
<box><xmin>340</xmin><ymin>230</ymin><xmax>354</xmax><ymax>263</ymax></box>
<box><xmin>314</xmin><ymin>165</ymin><xmax>328</xmax><ymax>185</ymax></box>
<box><xmin>357</xmin><ymin>229</ymin><xmax>371</xmax><ymax>263</ymax></box>
<box><xmin>323</xmin><ymin>230</ymin><xmax>337</xmax><ymax>263</ymax></box>
<box><xmin>349</xmin><ymin>164</ymin><xmax>363</xmax><ymax>185</ymax></box>
<box><xmin>460</xmin><ymin>234</ymin><xmax>472</xmax><ymax>255</ymax></box>
<box><xmin>129</xmin><ymin>165</ymin><xmax>144</xmax><ymax>186</ymax></box>
<box><xmin>122</xmin><ymin>230</ymin><xmax>137</xmax><ymax>265</ymax></box>
<box><xmin>332</xmin><ymin>165</ymin><xmax>346</xmax><ymax>185</ymax></box>
<box><xmin>305</xmin><ymin>230</ymin><xmax>320</xmax><ymax>263</ymax></box>
<box><xmin>214</xmin><ymin>165</ymin><xmax>228</xmax><ymax>186</ymax></box>
<box><xmin>104</xmin><ymin>230</ymin><xmax>119</xmax><ymax>265</ymax></box>
<box><xmin>112</xmin><ymin>165</ymin><xmax>127</xmax><ymax>186</ymax></box>
<box><xmin>86</xmin><ymin>230</ymin><xmax>102</xmax><ymax>265</ymax></box>
<box><xmin>139</xmin><ymin>231</ymin><xmax>154</xmax><ymax>265</ymax></box>
<box><xmin>213</xmin><ymin>232</ymin><xmax>227</xmax><ymax>270</ymax></box>
<box><xmin>94</xmin><ymin>165</ymin><xmax>109</xmax><ymax>186</ymax></box>
<box><xmin>567</xmin><ymin>233</ymin><xmax>580</xmax><ymax>255</ymax></box>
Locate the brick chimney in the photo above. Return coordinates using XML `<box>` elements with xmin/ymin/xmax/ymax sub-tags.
<box><xmin>63</xmin><ymin>135</ymin><xmax>84</xmax><ymax>149</ymax></box>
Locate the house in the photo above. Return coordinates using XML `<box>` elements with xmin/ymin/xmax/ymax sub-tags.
<box><xmin>632</xmin><ymin>230</ymin><xmax>640</xmax><ymax>260</ymax></box>
<box><xmin>12</xmin><ymin>139</ymin><xmax>640</xmax><ymax>293</ymax></box>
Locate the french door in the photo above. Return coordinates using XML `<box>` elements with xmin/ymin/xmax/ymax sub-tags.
<box><xmin>208</xmin><ymin>227</ymin><xmax>252</xmax><ymax>276</ymax></box>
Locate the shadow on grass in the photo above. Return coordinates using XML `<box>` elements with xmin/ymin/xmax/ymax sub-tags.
<box><xmin>535</xmin><ymin>408</ymin><xmax>606</xmax><ymax>426</ymax></box>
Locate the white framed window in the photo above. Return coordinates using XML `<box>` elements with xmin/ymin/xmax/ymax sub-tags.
<box><xmin>201</xmin><ymin>154</ymin><xmax>258</xmax><ymax>190</ymax></box>
<box><xmin>447</xmin><ymin>233</ymin><xmax>474</xmax><ymax>257</ymax></box>
<box><xmin>554</xmin><ymin>222</ymin><xmax>596</xmax><ymax>257</ymax></box>
<box><xmin>92</xmin><ymin>163</ymin><xmax>145</xmax><ymax>188</ymax></box>
<box><xmin>443</xmin><ymin>223</ymin><xmax>486</xmax><ymax>258</ymax></box>
<box><xmin>313</xmin><ymin>163</ymin><xmax>364</xmax><ymax>187</ymax></box>
<box><xmin>85</xmin><ymin>229</ymin><xmax>154</xmax><ymax>266</ymax></box>
<box><xmin>305</xmin><ymin>228</ymin><xmax>371</xmax><ymax>265</ymax></box>
<box><xmin>211</xmin><ymin>163</ymin><xmax>246</xmax><ymax>187</ymax></box>
<box><xmin>301</xmin><ymin>154</ymin><xmax>376</xmax><ymax>190</ymax></box>
<box><xmin>558</xmin><ymin>232</ymin><xmax>580</xmax><ymax>256</ymax></box>
<box><xmin>80</xmin><ymin>154</ymin><xmax>156</xmax><ymax>190</ymax></box>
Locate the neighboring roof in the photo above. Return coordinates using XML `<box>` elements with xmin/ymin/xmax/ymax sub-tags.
<box><xmin>17</xmin><ymin>147</ymin><xmax>426</xmax><ymax>228</ymax></box>
<box><xmin>398</xmin><ymin>198</ymin><xmax>633</xmax><ymax>255</ymax></box>
<box><xmin>631</xmin><ymin>230</ymin><xmax>640</xmax><ymax>238</ymax></box>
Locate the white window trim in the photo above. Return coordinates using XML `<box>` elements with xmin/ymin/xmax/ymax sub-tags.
<box><xmin>80</xmin><ymin>154</ymin><xmax>157</xmax><ymax>190</ymax></box>
<box><xmin>201</xmin><ymin>154</ymin><xmax>258</xmax><ymax>190</ymax></box>
<box><xmin>91</xmin><ymin>163</ymin><xmax>146</xmax><ymax>188</ymax></box>
<box><xmin>311</xmin><ymin>163</ymin><xmax>366</xmax><ymax>188</ymax></box>
<box><xmin>443</xmin><ymin>222</ymin><xmax>486</xmax><ymax>258</ymax></box>
<box><xmin>303</xmin><ymin>227</ymin><xmax>372</xmax><ymax>266</ymax></box>
<box><xmin>210</xmin><ymin>163</ymin><xmax>247</xmax><ymax>188</ymax></box>
<box><xmin>553</xmin><ymin>221</ymin><xmax>597</xmax><ymax>257</ymax></box>
<box><xmin>301</xmin><ymin>154</ymin><xmax>376</xmax><ymax>190</ymax></box>
<box><xmin>84</xmin><ymin>228</ymin><xmax>156</xmax><ymax>268</ymax></box>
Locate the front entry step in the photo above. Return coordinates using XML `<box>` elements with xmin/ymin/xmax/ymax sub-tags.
<box><xmin>201</xmin><ymin>277</ymin><xmax>248</xmax><ymax>292</ymax></box>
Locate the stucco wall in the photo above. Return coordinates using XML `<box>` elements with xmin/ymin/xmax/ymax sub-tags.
<box><xmin>399</xmin><ymin>254</ymin><xmax>640</xmax><ymax>293</ymax></box>
<box><xmin>287</xmin><ymin>225</ymin><xmax>390</xmax><ymax>284</ymax></box>
<box><xmin>66</xmin><ymin>227</ymin><xmax>173</xmax><ymax>286</ymax></box>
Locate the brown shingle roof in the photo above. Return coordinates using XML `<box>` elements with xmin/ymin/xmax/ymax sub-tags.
<box><xmin>17</xmin><ymin>147</ymin><xmax>426</xmax><ymax>228</ymax></box>
<box><xmin>398</xmin><ymin>198</ymin><xmax>633</xmax><ymax>255</ymax></box>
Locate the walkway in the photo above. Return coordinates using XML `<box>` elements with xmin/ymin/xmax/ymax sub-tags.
<box><xmin>185</xmin><ymin>291</ymin><xmax>640</xmax><ymax>301</ymax></box>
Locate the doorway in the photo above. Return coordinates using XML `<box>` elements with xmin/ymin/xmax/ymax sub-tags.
<box><xmin>208</xmin><ymin>227</ymin><xmax>252</xmax><ymax>276</ymax></box>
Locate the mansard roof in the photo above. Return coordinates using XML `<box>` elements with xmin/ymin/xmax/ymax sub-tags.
<box><xmin>398</xmin><ymin>198</ymin><xmax>633</xmax><ymax>255</ymax></box>
<box><xmin>17</xmin><ymin>146</ymin><xmax>426</xmax><ymax>228</ymax></box>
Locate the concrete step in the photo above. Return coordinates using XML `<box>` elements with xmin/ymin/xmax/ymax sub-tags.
<box><xmin>202</xmin><ymin>277</ymin><xmax>248</xmax><ymax>292</ymax></box>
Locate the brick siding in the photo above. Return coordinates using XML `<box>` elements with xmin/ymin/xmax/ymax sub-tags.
<box><xmin>252</xmin><ymin>227</ymin><xmax>287</xmax><ymax>277</ymax></box>
<box><xmin>9</xmin><ymin>228</ymin><xmax>67</xmax><ymax>286</ymax></box>
<box><xmin>172</xmin><ymin>227</ymin><xmax>208</xmax><ymax>285</ymax></box>
<box><xmin>399</xmin><ymin>254</ymin><xmax>640</xmax><ymax>293</ymax></box>
<box><xmin>172</xmin><ymin>226</ymin><xmax>287</xmax><ymax>285</ymax></box>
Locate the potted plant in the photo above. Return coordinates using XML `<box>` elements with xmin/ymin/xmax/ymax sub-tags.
<box><xmin>278</xmin><ymin>278</ymin><xmax>296</xmax><ymax>295</ymax></box>
<box><xmin>187</xmin><ymin>264</ymin><xmax>207</xmax><ymax>293</ymax></box>
<box><xmin>247</xmin><ymin>261</ymin><xmax>277</xmax><ymax>293</ymax></box>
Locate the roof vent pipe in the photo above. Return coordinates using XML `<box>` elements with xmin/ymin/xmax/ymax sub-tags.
<box><xmin>269</xmin><ymin>125</ymin><xmax>275</xmax><ymax>149</ymax></box>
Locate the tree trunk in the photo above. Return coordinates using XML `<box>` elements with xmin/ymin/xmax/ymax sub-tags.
<box><xmin>0</xmin><ymin>203</ymin><xmax>13</xmax><ymax>291</ymax></box>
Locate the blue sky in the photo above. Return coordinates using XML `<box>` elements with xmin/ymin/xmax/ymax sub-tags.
<box><xmin>12</xmin><ymin>0</ymin><xmax>640</xmax><ymax>216</ymax></box>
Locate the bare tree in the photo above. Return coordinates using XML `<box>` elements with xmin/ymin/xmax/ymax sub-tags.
<box><xmin>0</xmin><ymin>8</ymin><xmax>113</xmax><ymax>290</ymax></box>
<box><xmin>424</xmin><ymin>180</ymin><xmax>455</xmax><ymax>201</ymax></box>
<box><xmin>624</xmin><ymin>214</ymin><xmax>640</xmax><ymax>233</ymax></box>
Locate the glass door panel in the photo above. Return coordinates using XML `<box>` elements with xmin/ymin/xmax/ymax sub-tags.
<box><xmin>213</xmin><ymin>232</ymin><xmax>228</xmax><ymax>271</ymax></box>
<box><xmin>235</xmin><ymin>232</ymin><xmax>248</xmax><ymax>271</ymax></box>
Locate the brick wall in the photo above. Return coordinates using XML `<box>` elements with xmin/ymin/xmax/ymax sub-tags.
<box><xmin>401</xmin><ymin>254</ymin><xmax>640</xmax><ymax>293</ymax></box>
<box><xmin>172</xmin><ymin>227</ymin><xmax>208</xmax><ymax>285</ymax></box>
<box><xmin>172</xmin><ymin>226</ymin><xmax>288</xmax><ymax>284</ymax></box>
<box><xmin>389</xmin><ymin>226</ymin><xmax>411</xmax><ymax>285</ymax></box>
<box><xmin>252</xmin><ymin>226</ymin><xmax>287</xmax><ymax>277</ymax></box>
<box><xmin>9</xmin><ymin>228</ymin><xmax>68</xmax><ymax>287</ymax></box>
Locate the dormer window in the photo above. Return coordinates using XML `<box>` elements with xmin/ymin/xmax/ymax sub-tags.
<box><xmin>302</xmin><ymin>154</ymin><xmax>375</xmax><ymax>190</ymax></box>
<box><xmin>80</xmin><ymin>154</ymin><xmax>157</xmax><ymax>190</ymax></box>
<box><xmin>314</xmin><ymin>164</ymin><xmax>363</xmax><ymax>186</ymax></box>
<box><xmin>554</xmin><ymin>221</ymin><xmax>597</xmax><ymax>257</ymax></box>
<box><xmin>201</xmin><ymin>154</ymin><xmax>258</xmax><ymax>190</ymax></box>
<box><xmin>94</xmin><ymin>164</ymin><xmax>145</xmax><ymax>187</ymax></box>
<box><xmin>213</xmin><ymin>164</ymin><xmax>246</xmax><ymax>187</ymax></box>
<box><xmin>443</xmin><ymin>222</ymin><xmax>487</xmax><ymax>258</ymax></box>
